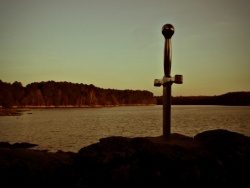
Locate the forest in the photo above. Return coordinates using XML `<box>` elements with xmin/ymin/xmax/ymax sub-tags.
<box><xmin>155</xmin><ymin>91</ymin><xmax>250</xmax><ymax>106</ymax></box>
<box><xmin>0</xmin><ymin>80</ymin><xmax>156</xmax><ymax>108</ymax></box>
<box><xmin>1</xmin><ymin>80</ymin><xmax>249</xmax><ymax>108</ymax></box>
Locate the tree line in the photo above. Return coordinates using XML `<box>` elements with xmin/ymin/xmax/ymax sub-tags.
<box><xmin>155</xmin><ymin>91</ymin><xmax>250</xmax><ymax>106</ymax></box>
<box><xmin>0</xmin><ymin>80</ymin><xmax>156</xmax><ymax>108</ymax></box>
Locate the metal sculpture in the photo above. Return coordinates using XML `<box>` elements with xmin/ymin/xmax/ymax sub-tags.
<box><xmin>154</xmin><ymin>24</ymin><xmax>183</xmax><ymax>139</ymax></box>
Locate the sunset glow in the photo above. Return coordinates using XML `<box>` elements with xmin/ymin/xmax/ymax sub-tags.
<box><xmin>0</xmin><ymin>0</ymin><xmax>249</xmax><ymax>96</ymax></box>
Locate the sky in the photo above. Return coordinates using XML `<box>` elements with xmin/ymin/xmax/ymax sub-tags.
<box><xmin>0</xmin><ymin>0</ymin><xmax>249</xmax><ymax>97</ymax></box>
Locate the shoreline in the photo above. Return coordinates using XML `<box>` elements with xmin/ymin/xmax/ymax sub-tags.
<box><xmin>1</xmin><ymin>104</ymin><xmax>249</xmax><ymax>117</ymax></box>
<box><xmin>0</xmin><ymin>104</ymin><xmax>157</xmax><ymax>116</ymax></box>
<box><xmin>0</xmin><ymin>108</ymin><xmax>25</xmax><ymax>116</ymax></box>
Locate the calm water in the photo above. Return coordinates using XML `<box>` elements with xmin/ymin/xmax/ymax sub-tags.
<box><xmin>0</xmin><ymin>105</ymin><xmax>250</xmax><ymax>152</ymax></box>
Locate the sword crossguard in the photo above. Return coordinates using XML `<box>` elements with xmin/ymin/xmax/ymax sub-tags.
<box><xmin>154</xmin><ymin>75</ymin><xmax>183</xmax><ymax>87</ymax></box>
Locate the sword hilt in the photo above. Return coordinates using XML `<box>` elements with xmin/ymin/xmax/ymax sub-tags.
<box><xmin>162</xmin><ymin>24</ymin><xmax>174</xmax><ymax>77</ymax></box>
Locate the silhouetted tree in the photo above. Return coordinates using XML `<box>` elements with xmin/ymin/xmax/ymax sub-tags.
<box><xmin>0</xmin><ymin>80</ymin><xmax>14</xmax><ymax>108</ymax></box>
<box><xmin>12</xmin><ymin>81</ymin><xmax>25</xmax><ymax>106</ymax></box>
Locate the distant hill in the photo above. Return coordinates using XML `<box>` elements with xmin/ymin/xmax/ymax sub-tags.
<box><xmin>154</xmin><ymin>91</ymin><xmax>250</xmax><ymax>106</ymax></box>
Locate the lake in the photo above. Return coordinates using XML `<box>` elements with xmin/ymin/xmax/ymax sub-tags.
<box><xmin>0</xmin><ymin>105</ymin><xmax>250</xmax><ymax>152</ymax></box>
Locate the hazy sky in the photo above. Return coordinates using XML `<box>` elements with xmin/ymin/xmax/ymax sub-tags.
<box><xmin>0</xmin><ymin>0</ymin><xmax>249</xmax><ymax>96</ymax></box>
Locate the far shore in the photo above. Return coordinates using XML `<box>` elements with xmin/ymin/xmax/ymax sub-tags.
<box><xmin>0</xmin><ymin>108</ymin><xmax>25</xmax><ymax>116</ymax></box>
<box><xmin>0</xmin><ymin>104</ymin><xmax>156</xmax><ymax>116</ymax></box>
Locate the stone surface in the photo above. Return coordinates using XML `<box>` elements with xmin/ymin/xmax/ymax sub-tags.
<box><xmin>1</xmin><ymin>129</ymin><xmax>250</xmax><ymax>187</ymax></box>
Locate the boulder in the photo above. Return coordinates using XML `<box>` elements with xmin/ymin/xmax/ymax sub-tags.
<box><xmin>1</xmin><ymin>129</ymin><xmax>250</xmax><ymax>187</ymax></box>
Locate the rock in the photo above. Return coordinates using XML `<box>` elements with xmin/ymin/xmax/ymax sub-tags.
<box><xmin>74</xmin><ymin>130</ymin><xmax>250</xmax><ymax>186</ymax></box>
<box><xmin>0</xmin><ymin>109</ymin><xmax>23</xmax><ymax>116</ymax></box>
<box><xmin>0</xmin><ymin>129</ymin><xmax>250</xmax><ymax>187</ymax></box>
<box><xmin>74</xmin><ymin>135</ymin><xmax>218</xmax><ymax>186</ymax></box>
<box><xmin>194</xmin><ymin>129</ymin><xmax>250</xmax><ymax>184</ymax></box>
<box><xmin>0</xmin><ymin>147</ymin><xmax>75</xmax><ymax>188</ymax></box>
<box><xmin>0</xmin><ymin>142</ymin><xmax>38</xmax><ymax>149</ymax></box>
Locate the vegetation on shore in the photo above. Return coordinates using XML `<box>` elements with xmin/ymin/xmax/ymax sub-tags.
<box><xmin>0</xmin><ymin>80</ymin><xmax>156</xmax><ymax>108</ymax></box>
<box><xmin>1</xmin><ymin>80</ymin><xmax>249</xmax><ymax>109</ymax></box>
<box><xmin>155</xmin><ymin>91</ymin><xmax>250</xmax><ymax>106</ymax></box>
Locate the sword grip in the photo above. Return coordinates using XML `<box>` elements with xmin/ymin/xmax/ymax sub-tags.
<box><xmin>162</xmin><ymin>24</ymin><xmax>174</xmax><ymax>77</ymax></box>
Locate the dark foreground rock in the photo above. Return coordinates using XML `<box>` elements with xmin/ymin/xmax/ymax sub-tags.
<box><xmin>1</xmin><ymin>129</ymin><xmax>250</xmax><ymax>187</ymax></box>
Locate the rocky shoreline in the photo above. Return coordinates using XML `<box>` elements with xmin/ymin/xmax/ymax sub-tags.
<box><xmin>1</xmin><ymin>129</ymin><xmax>250</xmax><ymax>187</ymax></box>
<box><xmin>0</xmin><ymin>108</ymin><xmax>24</xmax><ymax>116</ymax></box>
